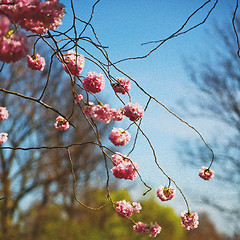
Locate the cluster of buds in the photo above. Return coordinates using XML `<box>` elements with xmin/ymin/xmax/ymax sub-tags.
<box><xmin>115</xmin><ymin>200</ymin><xmax>142</xmax><ymax>218</ymax></box>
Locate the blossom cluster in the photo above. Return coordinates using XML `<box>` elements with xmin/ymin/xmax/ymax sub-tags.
<box><xmin>0</xmin><ymin>0</ymin><xmax>65</xmax><ymax>35</ymax></box>
<box><xmin>27</xmin><ymin>54</ymin><xmax>46</xmax><ymax>71</ymax></box>
<box><xmin>54</xmin><ymin>116</ymin><xmax>69</xmax><ymax>131</ymax></box>
<box><xmin>62</xmin><ymin>50</ymin><xmax>85</xmax><ymax>76</ymax></box>
<box><xmin>199</xmin><ymin>166</ymin><xmax>214</xmax><ymax>180</ymax></box>
<box><xmin>115</xmin><ymin>200</ymin><xmax>141</xmax><ymax>218</ymax></box>
<box><xmin>133</xmin><ymin>222</ymin><xmax>162</xmax><ymax>238</ymax></box>
<box><xmin>111</xmin><ymin>77</ymin><xmax>131</xmax><ymax>94</ymax></box>
<box><xmin>0</xmin><ymin>24</ymin><xmax>28</xmax><ymax>63</ymax></box>
<box><xmin>181</xmin><ymin>211</ymin><xmax>199</xmax><ymax>230</ymax></box>
<box><xmin>111</xmin><ymin>153</ymin><xmax>138</xmax><ymax>180</ymax></box>
<box><xmin>0</xmin><ymin>106</ymin><xmax>9</xmax><ymax>144</ymax></box>
<box><xmin>82</xmin><ymin>71</ymin><xmax>105</xmax><ymax>93</ymax></box>
<box><xmin>157</xmin><ymin>185</ymin><xmax>176</xmax><ymax>201</ymax></box>
<box><xmin>83</xmin><ymin>103</ymin><xmax>125</xmax><ymax>124</ymax></box>
<box><xmin>124</xmin><ymin>102</ymin><xmax>144</xmax><ymax>121</ymax></box>
<box><xmin>109</xmin><ymin>128</ymin><xmax>131</xmax><ymax>146</ymax></box>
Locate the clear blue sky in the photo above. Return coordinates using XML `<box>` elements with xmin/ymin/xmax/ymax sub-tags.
<box><xmin>59</xmin><ymin>0</ymin><xmax>237</xmax><ymax>235</ymax></box>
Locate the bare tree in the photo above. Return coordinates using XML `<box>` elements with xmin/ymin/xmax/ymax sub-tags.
<box><xmin>183</xmin><ymin>17</ymin><xmax>240</xmax><ymax>229</ymax></box>
<box><xmin>0</xmin><ymin>57</ymin><xmax>110</xmax><ymax>239</ymax></box>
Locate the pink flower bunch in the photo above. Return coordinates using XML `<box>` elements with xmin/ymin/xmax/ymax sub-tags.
<box><xmin>115</xmin><ymin>200</ymin><xmax>141</xmax><ymax>218</ymax></box>
<box><xmin>109</xmin><ymin>128</ymin><xmax>131</xmax><ymax>146</ymax></box>
<box><xmin>111</xmin><ymin>153</ymin><xmax>138</xmax><ymax>180</ymax></box>
<box><xmin>0</xmin><ymin>107</ymin><xmax>9</xmax><ymax>121</ymax></box>
<box><xmin>199</xmin><ymin>166</ymin><xmax>214</xmax><ymax>180</ymax></box>
<box><xmin>0</xmin><ymin>133</ymin><xmax>8</xmax><ymax>144</ymax></box>
<box><xmin>27</xmin><ymin>54</ymin><xmax>45</xmax><ymax>71</ymax></box>
<box><xmin>0</xmin><ymin>14</ymin><xmax>10</xmax><ymax>38</ymax></box>
<box><xmin>0</xmin><ymin>32</ymin><xmax>28</xmax><ymax>63</ymax></box>
<box><xmin>74</xmin><ymin>93</ymin><xmax>83</xmax><ymax>103</ymax></box>
<box><xmin>112</xmin><ymin>77</ymin><xmax>131</xmax><ymax>94</ymax></box>
<box><xmin>62</xmin><ymin>50</ymin><xmax>85</xmax><ymax>76</ymax></box>
<box><xmin>124</xmin><ymin>102</ymin><xmax>144</xmax><ymax>121</ymax></box>
<box><xmin>91</xmin><ymin>104</ymin><xmax>112</xmax><ymax>124</ymax></box>
<box><xmin>181</xmin><ymin>211</ymin><xmax>199</xmax><ymax>230</ymax></box>
<box><xmin>157</xmin><ymin>185</ymin><xmax>176</xmax><ymax>201</ymax></box>
<box><xmin>84</xmin><ymin>103</ymin><xmax>125</xmax><ymax>123</ymax></box>
<box><xmin>82</xmin><ymin>71</ymin><xmax>105</xmax><ymax>93</ymax></box>
<box><xmin>111</xmin><ymin>108</ymin><xmax>125</xmax><ymax>121</ymax></box>
<box><xmin>0</xmin><ymin>0</ymin><xmax>65</xmax><ymax>35</ymax></box>
<box><xmin>133</xmin><ymin>222</ymin><xmax>162</xmax><ymax>238</ymax></box>
<box><xmin>54</xmin><ymin>116</ymin><xmax>69</xmax><ymax>131</ymax></box>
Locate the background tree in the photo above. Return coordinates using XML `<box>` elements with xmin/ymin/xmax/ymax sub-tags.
<box><xmin>0</xmin><ymin>57</ymin><xmax>111</xmax><ymax>239</ymax></box>
<box><xmin>182</xmin><ymin>17</ymin><xmax>240</xmax><ymax>231</ymax></box>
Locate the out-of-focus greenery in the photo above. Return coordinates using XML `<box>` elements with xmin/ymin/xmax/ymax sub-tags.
<box><xmin>15</xmin><ymin>189</ymin><xmax>186</xmax><ymax>240</ymax></box>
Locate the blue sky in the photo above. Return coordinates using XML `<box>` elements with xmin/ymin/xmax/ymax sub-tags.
<box><xmin>58</xmin><ymin>0</ymin><xmax>238</xmax><ymax>235</ymax></box>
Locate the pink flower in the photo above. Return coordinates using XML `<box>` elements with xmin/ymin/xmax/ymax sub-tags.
<box><xmin>83</xmin><ymin>102</ymin><xmax>95</xmax><ymax>115</ymax></box>
<box><xmin>157</xmin><ymin>185</ymin><xmax>176</xmax><ymax>201</ymax></box>
<box><xmin>62</xmin><ymin>50</ymin><xmax>85</xmax><ymax>76</ymax></box>
<box><xmin>132</xmin><ymin>202</ymin><xmax>142</xmax><ymax>213</ymax></box>
<box><xmin>91</xmin><ymin>104</ymin><xmax>112</xmax><ymax>124</ymax></box>
<box><xmin>27</xmin><ymin>54</ymin><xmax>45</xmax><ymax>71</ymax></box>
<box><xmin>109</xmin><ymin>128</ymin><xmax>131</xmax><ymax>146</ymax></box>
<box><xmin>149</xmin><ymin>223</ymin><xmax>162</xmax><ymax>237</ymax></box>
<box><xmin>111</xmin><ymin>108</ymin><xmax>125</xmax><ymax>121</ymax></box>
<box><xmin>115</xmin><ymin>200</ymin><xmax>134</xmax><ymax>218</ymax></box>
<box><xmin>115</xmin><ymin>200</ymin><xmax>142</xmax><ymax>218</ymax></box>
<box><xmin>0</xmin><ymin>0</ymin><xmax>65</xmax><ymax>34</ymax></box>
<box><xmin>0</xmin><ymin>133</ymin><xmax>8</xmax><ymax>144</ymax></box>
<box><xmin>133</xmin><ymin>222</ymin><xmax>149</xmax><ymax>235</ymax></box>
<box><xmin>199</xmin><ymin>166</ymin><xmax>214</xmax><ymax>180</ymax></box>
<box><xmin>124</xmin><ymin>103</ymin><xmax>144</xmax><ymax>121</ymax></box>
<box><xmin>0</xmin><ymin>32</ymin><xmax>28</xmax><ymax>63</ymax></box>
<box><xmin>0</xmin><ymin>13</ymin><xmax>11</xmax><ymax>38</ymax></box>
<box><xmin>112</xmin><ymin>77</ymin><xmax>130</xmax><ymax>94</ymax></box>
<box><xmin>54</xmin><ymin>116</ymin><xmax>69</xmax><ymax>131</ymax></box>
<box><xmin>82</xmin><ymin>71</ymin><xmax>105</xmax><ymax>93</ymax></box>
<box><xmin>181</xmin><ymin>211</ymin><xmax>199</xmax><ymax>230</ymax></box>
<box><xmin>74</xmin><ymin>93</ymin><xmax>83</xmax><ymax>103</ymax></box>
<box><xmin>0</xmin><ymin>107</ymin><xmax>9</xmax><ymax>121</ymax></box>
<box><xmin>111</xmin><ymin>153</ymin><xmax>138</xmax><ymax>180</ymax></box>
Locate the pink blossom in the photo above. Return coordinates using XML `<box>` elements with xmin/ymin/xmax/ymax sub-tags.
<box><xmin>112</xmin><ymin>77</ymin><xmax>130</xmax><ymax>94</ymax></box>
<box><xmin>109</xmin><ymin>128</ymin><xmax>131</xmax><ymax>146</ymax></box>
<box><xmin>0</xmin><ymin>13</ymin><xmax>11</xmax><ymax>38</ymax></box>
<box><xmin>0</xmin><ymin>133</ymin><xmax>8</xmax><ymax>144</ymax></box>
<box><xmin>0</xmin><ymin>0</ymin><xmax>65</xmax><ymax>34</ymax></box>
<box><xmin>27</xmin><ymin>54</ymin><xmax>45</xmax><ymax>71</ymax></box>
<box><xmin>133</xmin><ymin>222</ymin><xmax>149</xmax><ymax>235</ymax></box>
<box><xmin>111</xmin><ymin>153</ymin><xmax>138</xmax><ymax>180</ymax></box>
<box><xmin>62</xmin><ymin>50</ymin><xmax>84</xmax><ymax>76</ymax></box>
<box><xmin>181</xmin><ymin>211</ymin><xmax>199</xmax><ymax>230</ymax></box>
<box><xmin>111</xmin><ymin>161</ymin><xmax>139</xmax><ymax>180</ymax></box>
<box><xmin>0</xmin><ymin>32</ymin><xmax>28</xmax><ymax>63</ymax></box>
<box><xmin>132</xmin><ymin>202</ymin><xmax>142</xmax><ymax>213</ymax></box>
<box><xmin>91</xmin><ymin>104</ymin><xmax>112</xmax><ymax>124</ymax></box>
<box><xmin>111</xmin><ymin>108</ymin><xmax>125</xmax><ymax>121</ymax></box>
<box><xmin>74</xmin><ymin>93</ymin><xmax>83</xmax><ymax>103</ymax></box>
<box><xmin>111</xmin><ymin>153</ymin><xmax>125</xmax><ymax>166</ymax></box>
<box><xmin>149</xmin><ymin>223</ymin><xmax>162</xmax><ymax>237</ymax></box>
<box><xmin>157</xmin><ymin>185</ymin><xmax>176</xmax><ymax>201</ymax></box>
<box><xmin>115</xmin><ymin>200</ymin><xmax>134</xmax><ymax>218</ymax></box>
<box><xmin>82</xmin><ymin>71</ymin><xmax>105</xmax><ymax>93</ymax></box>
<box><xmin>0</xmin><ymin>107</ymin><xmax>9</xmax><ymax>121</ymax></box>
<box><xmin>54</xmin><ymin>116</ymin><xmax>69</xmax><ymax>131</ymax></box>
<box><xmin>199</xmin><ymin>166</ymin><xmax>214</xmax><ymax>180</ymax></box>
<box><xmin>83</xmin><ymin>102</ymin><xmax>95</xmax><ymax>115</ymax></box>
<box><xmin>124</xmin><ymin>103</ymin><xmax>144</xmax><ymax>121</ymax></box>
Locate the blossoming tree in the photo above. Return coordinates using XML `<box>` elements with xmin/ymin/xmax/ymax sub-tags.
<box><xmin>0</xmin><ymin>0</ymin><xmax>238</xmax><ymax>238</ymax></box>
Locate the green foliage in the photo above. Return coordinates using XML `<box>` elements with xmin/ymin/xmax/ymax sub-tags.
<box><xmin>15</xmin><ymin>189</ymin><xmax>186</xmax><ymax>240</ymax></box>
